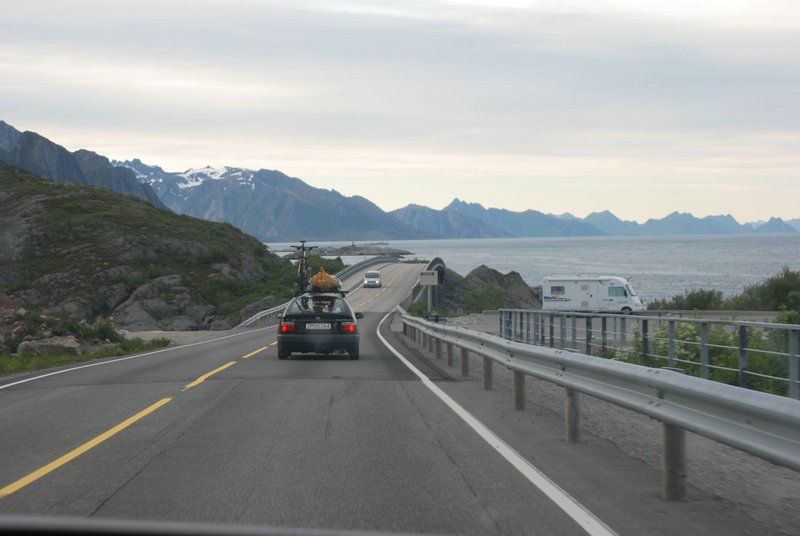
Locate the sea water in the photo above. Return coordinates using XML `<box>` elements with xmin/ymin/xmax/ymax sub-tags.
<box><xmin>269</xmin><ymin>234</ymin><xmax>800</xmax><ymax>302</ymax></box>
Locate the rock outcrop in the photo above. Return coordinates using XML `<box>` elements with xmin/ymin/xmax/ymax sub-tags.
<box><xmin>17</xmin><ymin>336</ymin><xmax>82</xmax><ymax>356</ymax></box>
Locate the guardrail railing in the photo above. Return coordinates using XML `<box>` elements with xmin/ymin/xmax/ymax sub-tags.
<box><xmin>498</xmin><ymin>309</ymin><xmax>800</xmax><ymax>400</ymax></box>
<box><xmin>400</xmin><ymin>310</ymin><xmax>800</xmax><ymax>501</ymax></box>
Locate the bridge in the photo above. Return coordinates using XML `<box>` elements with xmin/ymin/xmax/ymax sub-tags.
<box><xmin>0</xmin><ymin>258</ymin><xmax>798</xmax><ymax>536</ymax></box>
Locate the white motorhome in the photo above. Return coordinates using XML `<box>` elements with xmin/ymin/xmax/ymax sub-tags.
<box><xmin>542</xmin><ymin>276</ymin><xmax>646</xmax><ymax>314</ymax></box>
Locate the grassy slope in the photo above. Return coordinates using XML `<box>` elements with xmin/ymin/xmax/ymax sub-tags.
<box><xmin>0</xmin><ymin>163</ymin><xmax>296</xmax><ymax>321</ymax></box>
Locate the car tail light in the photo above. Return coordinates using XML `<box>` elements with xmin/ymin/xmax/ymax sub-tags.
<box><xmin>339</xmin><ymin>322</ymin><xmax>357</xmax><ymax>334</ymax></box>
<box><xmin>279</xmin><ymin>321</ymin><xmax>296</xmax><ymax>333</ymax></box>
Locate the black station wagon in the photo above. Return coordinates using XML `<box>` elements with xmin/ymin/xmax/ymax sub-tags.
<box><xmin>277</xmin><ymin>292</ymin><xmax>363</xmax><ymax>360</ymax></box>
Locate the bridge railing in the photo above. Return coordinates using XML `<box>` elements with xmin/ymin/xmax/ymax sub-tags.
<box><xmin>498</xmin><ymin>309</ymin><xmax>800</xmax><ymax>400</ymax></box>
<box><xmin>399</xmin><ymin>309</ymin><xmax>800</xmax><ymax>501</ymax></box>
<box><xmin>398</xmin><ymin>257</ymin><xmax>446</xmax><ymax>311</ymax></box>
<box><xmin>237</xmin><ymin>256</ymin><xmax>401</xmax><ymax>328</ymax></box>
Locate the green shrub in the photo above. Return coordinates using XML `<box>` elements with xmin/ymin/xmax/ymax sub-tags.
<box><xmin>649</xmin><ymin>268</ymin><xmax>800</xmax><ymax>312</ymax></box>
<box><xmin>407</xmin><ymin>302</ymin><xmax>429</xmax><ymax>317</ymax></box>
<box><xmin>640</xmin><ymin>322</ymin><xmax>789</xmax><ymax>395</ymax></box>
<box><xmin>464</xmin><ymin>283</ymin><xmax>504</xmax><ymax>313</ymax></box>
<box><xmin>648</xmin><ymin>289</ymin><xmax>723</xmax><ymax>310</ymax></box>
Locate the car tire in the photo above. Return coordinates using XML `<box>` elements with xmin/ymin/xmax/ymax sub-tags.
<box><xmin>278</xmin><ymin>348</ymin><xmax>289</xmax><ymax>360</ymax></box>
<box><xmin>349</xmin><ymin>348</ymin><xmax>359</xmax><ymax>360</ymax></box>
<box><xmin>621</xmin><ymin>307</ymin><xmax>632</xmax><ymax>315</ymax></box>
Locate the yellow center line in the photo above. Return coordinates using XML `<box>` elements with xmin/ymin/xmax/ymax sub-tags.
<box><xmin>355</xmin><ymin>269</ymin><xmax>404</xmax><ymax>309</ymax></box>
<box><xmin>183</xmin><ymin>361</ymin><xmax>236</xmax><ymax>390</ymax></box>
<box><xmin>242</xmin><ymin>346</ymin><xmax>268</xmax><ymax>359</ymax></box>
<box><xmin>0</xmin><ymin>397</ymin><xmax>172</xmax><ymax>500</ymax></box>
<box><xmin>269</xmin><ymin>341</ymin><xmax>277</xmax><ymax>346</ymax></box>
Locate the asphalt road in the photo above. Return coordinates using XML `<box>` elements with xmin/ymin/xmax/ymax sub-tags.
<box><xmin>0</xmin><ymin>263</ymin><xmax>790</xmax><ymax>535</ymax></box>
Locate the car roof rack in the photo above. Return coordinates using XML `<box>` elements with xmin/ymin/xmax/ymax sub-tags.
<box><xmin>305</xmin><ymin>287</ymin><xmax>349</xmax><ymax>297</ymax></box>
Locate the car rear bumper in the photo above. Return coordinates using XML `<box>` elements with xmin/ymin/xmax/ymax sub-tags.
<box><xmin>277</xmin><ymin>333</ymin><xmax>359</xmax><ymax>354</ymax></box>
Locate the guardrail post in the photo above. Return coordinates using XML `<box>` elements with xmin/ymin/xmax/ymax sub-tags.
<box><xmin>663</xmin><ymin>367</ymin><xmax>687</xmax><ymax>501</ymax></box>
<box><xmin>620</xmin><ymin>317</ymin><xmax>627</xmax><ymax>352</ymax></box>
<box><xmin>483</xmin><ymin>357</ymin><xmax>493</xmax><ymax>390</ymax></box>
<box><xmin>435</xmin><ymin>337</ymin><xmax>442</xmax><ymax>360</ymax></box>
<box><xmin>499</xmin><ymin>311</ymin><xmax>505</xmax><ymax>340</ymax></box>
<box><xmin>513</xmin><ymin>371</ymin><xmax>525</xmax><ymax>410</ymax></box>
<box><xmin>461</xmin><ymin>347</ymin><xmax>470</xmax><ymax>377</ymax></box>
<box><xmin>663</xmin><ymin>422</ymin><xmax>687</xmax><ymax>500</ymax></box>
<box><xmin>533</xmin><ymin>312</ymin><xmax>540</xmax><ymax>345</ymax></box>
<box><xmin>642</xmin><ymin>319</ymin><xmax>649</xmax><ymax>366</ymax></box>
<box><xmin>585</xmin><ymin>317</ymin><xmax>593</xmax><ymax>355</ymax></box>
<box><xmin>668</xmin><ymin>320</ymin><xmax>676</xmax><ymax>368</ymax></box>
<box><xmin>572</xmin><ymin>315</ymin><xmax>577</xmax><ymax>349</ymax></box>
<box><xmin>601</xmin><ymin>316</ymin><xmax>608</xmax><ymax>354</ymax></box>
<box><xmin>790</xmin><ymin>330</ymin><xmax>799</xmax><ymax>400</ymax></box>
<box><xmin>700</xmin><ymin>323</ymin><xmax>709</xmax><ymax>380</ymax></box>
<box><xmin>526</xmin><ymin>312</ymin><xmax>531</xmax><ymax>343</ymax></box>
<box><xmin>560</xmin><ymin>315</ymin><xmax>567</xmax><ymax>349</ymax></box>
<box><xmin>566</xmin><ymin>389</ymin><xmax>582</xmax><ymax>443</ymax></box>
<box><xmin>446</xmin><ymin>342</ymin><xmax>454</xmax><ymax>367</ymax></box>
<box><xmin>549</xmin><ymin>315</ymin><xmax>555</xmax><ymax>348</ymax></box>
<box><xmin>739</xmin><ymin>326</ymin><xmax>748</xmax><ymax>388</ymax></box>
<box><xmin>540</xmin><ymin>314</ymin><xmax>546</xmax><ymax>346</ymax></box>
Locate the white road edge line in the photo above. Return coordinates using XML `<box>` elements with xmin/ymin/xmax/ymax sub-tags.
<box><xmin>0</xmin><ymin>326</ymin><xmax>274</xmax><ymax>391</ymax></box>
<box><xmin>376</xmin><ymin>310</ymin><xmax>619</xmax><ymax>536</ymax></box>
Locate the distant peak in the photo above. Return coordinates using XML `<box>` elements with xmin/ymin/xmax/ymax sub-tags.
<box><xmin>444</xmin><ymin>198</ymin><xmax>484</xmax><ymax>211</ymax></box>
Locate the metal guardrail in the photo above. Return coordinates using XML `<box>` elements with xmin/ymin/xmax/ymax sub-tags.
<box><xmin>498</xmin><ymin>309</ymin><xmax>800</xmax><ymax>400</ymax></box>
<box><xmin>400</xmin><ymin>310</ymin><xmax>800</xmax><ymax>501</ymax></box>
<box><xmin>237</xmin><ymin>256</ymin><xmax>401</xmax><ymax>328</ymax></box>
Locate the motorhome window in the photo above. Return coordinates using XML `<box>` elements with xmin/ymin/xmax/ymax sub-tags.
<box><xmin>366</xmin><ymin>271</ymin><xmax>380</xmax><ymax>278</ymax></box>
<box><xmin>550</xmin><ymin>286</ymin><xmax>565</xmax><ymax>294</ymax></box>
<box><xmin>609</xmin><ymin>287</ymin><xmax>627</xmax><ymax>297</ymax></box>
<box><xmin>625</xmin><ymin>284</ymin><xmax>637</xmax><ymax>296</ymax></box>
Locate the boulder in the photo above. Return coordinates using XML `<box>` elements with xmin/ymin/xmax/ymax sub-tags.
<box><xmin>17</xmin><ymin>335</ymin><xmax>82</xmax><ymax>356</ymax></box>
<box><xmin>111</xmin><ymin>275</ymin><xmax>216</xmax><ymax>330</ymax></box>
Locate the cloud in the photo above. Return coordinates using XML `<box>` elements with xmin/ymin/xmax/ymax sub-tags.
<box><xmin>2</xmin><ymin>0</ymin><xmax>799</xmax><ymax>221</ymax></box>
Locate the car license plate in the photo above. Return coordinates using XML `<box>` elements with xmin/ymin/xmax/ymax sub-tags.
<box><xmin>306</xmin><ymin>323</ymin><xmax>331</xmax><ymax>330</ymax></box>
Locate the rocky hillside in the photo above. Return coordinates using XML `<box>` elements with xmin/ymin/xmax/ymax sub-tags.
<box><xmin>434</xmin><ymin>265</ymin><xmax>541</xmax><ymax>315</ymax></box>
<box><xmin>0</xmin><ymin>163</ymin><xmax>295</xmax><ymax>331</ymax></box>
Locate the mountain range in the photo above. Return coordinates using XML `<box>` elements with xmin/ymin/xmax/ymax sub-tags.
<box><xmin>1</xmin><ymin>120</ymin><xmax>797</xmax><ymax>241</ymax></box>
<box><xmin>0</xmin><ymin>121</ymin><xmax>165</xmax><ymax>208</ymax></box>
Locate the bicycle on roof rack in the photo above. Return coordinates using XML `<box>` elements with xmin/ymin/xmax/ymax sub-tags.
<box><xmin>291</xmin><ymin>240</ymin><xmax>317</xmax><ymax>296</ymax></box>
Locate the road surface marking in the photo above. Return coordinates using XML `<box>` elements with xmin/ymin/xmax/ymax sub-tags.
<box><xmin>0</xmin><ymin>327</ymin><xmax>275</xmax><ymax>392</ymax></box>
<box><xmin>0</xmin><ymin>398</ymin><xmax>172</xmax><ymax>500</ymax></box>
<box><xmin>242</xmin><ymin>346</ymin><xmax>268</xmax><ymax>359</ymax></box>
<box><xmin>377</xmin><ymin>312</ymin><xmax>619</xmax><ymax>536</ymax></box>
<box><xmin>183</xmin><ymin>362</ymin><xmax>236</xmax><ymax>390</ymax></box>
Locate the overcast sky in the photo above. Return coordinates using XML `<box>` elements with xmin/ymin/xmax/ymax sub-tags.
<box><xmin>2</xmin><ymin>0</ymin><xmax>799</xmax><ymax>223</ymax></box>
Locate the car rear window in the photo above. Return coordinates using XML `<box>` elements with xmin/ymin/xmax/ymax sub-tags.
<box><xmin>287</xmin><ymin>296</ymin><xmax>351</xmax><ymax>315</ymax></box>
